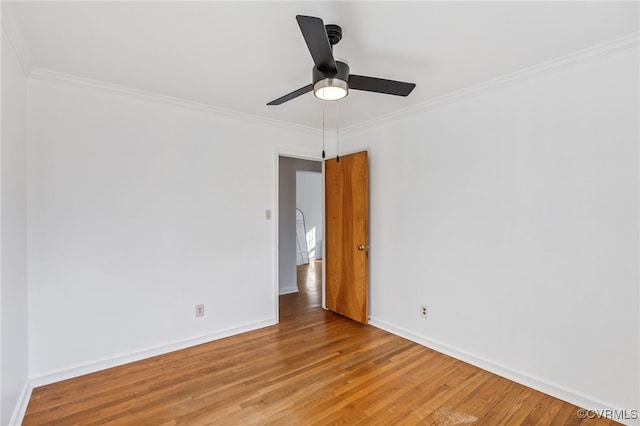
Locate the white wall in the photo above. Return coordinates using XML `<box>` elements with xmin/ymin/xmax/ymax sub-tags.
<box><xmin>341</xmin><ymin>46</ymin><xmax>639</xmax><ymax>413</ymax></box>
<box><xmin>296</xmin><ymin>171</ymin><xmax>323</xmax><ymax>259</ymax></box>
<box><xmin>278</xmin><ymin>157</ymin><xmax>297</xmax><ymax>294</ymax></box>
<box><xmin>278</xmin><ymin>157</ymin><xmax>321</xmax><ymax>295</ymax></box>
<box><xmin>1</xmin><ymin>26</ymin><xmax>29</xmax><ymax>425</ymax></box>
<box><xmin>26</xmin><ymin>73</ymin><xmax>321</xmax><ymax>381</ymax></box>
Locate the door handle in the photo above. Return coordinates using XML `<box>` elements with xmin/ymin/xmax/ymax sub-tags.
<box><xmin>357</xmin><ymin>244</ymin><xmax>368</xmax><ymax>251</ymax></box>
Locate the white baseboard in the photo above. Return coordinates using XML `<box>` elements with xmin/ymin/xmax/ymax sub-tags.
<box><xmin>30</xmin><ymin>318</ymin><xmax>276</xmax><ymax>388</ymax></box>
<box><xmin>279</xmin><ymin>286</ymin><xmax>299</xmax><ymax>295</ymax></box>
<box><xmin>369</xmin><ymin>317</ymin><xmax>636</xmax><ymax>425</ymax></box>
<box><xmin>9</xmin><ymin>380</ymin><xmax>32</xmax><ymax>426</ymax></box>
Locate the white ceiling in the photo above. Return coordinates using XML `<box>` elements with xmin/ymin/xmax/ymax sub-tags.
<box><xmin>5</xmin><ymin>1</ymin><xmax>639</xmax><ymax>130</ymax></box>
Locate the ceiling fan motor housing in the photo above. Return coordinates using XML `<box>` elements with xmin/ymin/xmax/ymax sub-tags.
<box><xmin>313</xmin><ymin>60</ymin><xmax>350</xmax><ymax>100</ymax></box>
<box><xmin>313</xmin><ymin>60</ymin><xmax>350</xmax><ymax>85</ymax></box>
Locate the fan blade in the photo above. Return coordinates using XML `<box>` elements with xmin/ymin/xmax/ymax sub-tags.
<box><xmin>296</xmin><ymin>15</ymin><xmax>337</xmax><ymax>73</ymax></box>
<box><xmin>349</xmin><ymin>75</ymin><xmax>416</xmax><ymax>96</ymax></box>
<box><xmin>267</xmin><ymin>84</ymin><xmax>313</xmax><ymax>105</ymax></box>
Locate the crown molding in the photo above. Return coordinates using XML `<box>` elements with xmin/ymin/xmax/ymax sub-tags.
<box><xmin>23</xmin><ymin>30</ymin><xmax>639</xmax><ymax>138</ymax></box>
<box><xmin>342</xmin><ymin>31</ymin><xmax>640</xmax><ymax>136</ymax></box>
<box><xmin>28</xmin><ymin>68</ymin><xmax>322</xmax><ymax>137</ymax></box>
<box><xmin>1</xmin><ymin>2</ymin><xmax>35</xmax><ymax>75</ymax></box>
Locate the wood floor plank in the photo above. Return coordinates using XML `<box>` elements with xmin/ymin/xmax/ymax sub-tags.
<box><xmin>494</xmin><ymin>388</ymin><xmax>547</xmax><ymax>425</ymax></box>
<box><xmin>23</xmin><ymin>260</ymin><xmax>620</xmax><ymax>425</ymax></box>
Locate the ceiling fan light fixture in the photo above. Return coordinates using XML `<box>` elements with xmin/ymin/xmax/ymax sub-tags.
<box><xmin>314</xmin><ymin>78</ymin><xmax>348</xmax><ymax>101</ymax></box>
<box><xmin>266</xmin><ymin>16</ymin><xmax>415</xmax><ymax>106</ymax></box>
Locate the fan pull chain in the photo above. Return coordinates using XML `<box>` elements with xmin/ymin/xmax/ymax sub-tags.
<box><xmin>322</xmin><ymin>102</ymin><xmax>326</xmax><ymax>159</ymax></box>
<box><xmin>336</xmin><ymin>100</ymin><xmax>340</xmax><ymax>163</ymax></box>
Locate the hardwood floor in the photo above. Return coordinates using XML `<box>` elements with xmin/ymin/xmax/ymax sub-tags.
<box><xmin>24</xmin><ymin>260</ymin><xmax>618</xmax><ymax>425</ymax></box>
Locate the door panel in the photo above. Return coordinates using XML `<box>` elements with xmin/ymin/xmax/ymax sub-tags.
<box><xmin>325</xmin><ymin>151</ymin><xmax>369</xmax><ymax>324</ymax></box>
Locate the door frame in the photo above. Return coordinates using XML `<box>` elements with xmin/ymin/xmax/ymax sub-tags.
<box><xmin>274</xmin><ymin>149</ymin><xmax>324</xmax><ymax>323</ymax></box>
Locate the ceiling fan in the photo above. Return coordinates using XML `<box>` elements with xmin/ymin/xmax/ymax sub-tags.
<box><xmin>267</xmin><ymin>15</ymin><xmax>416</xmax><ymax>105</ymax></box>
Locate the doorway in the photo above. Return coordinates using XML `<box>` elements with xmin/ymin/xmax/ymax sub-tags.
<box><xmin>277</xmin><ymin>156</ymin><xmax>323</xmax><ymax>317</ymax></box>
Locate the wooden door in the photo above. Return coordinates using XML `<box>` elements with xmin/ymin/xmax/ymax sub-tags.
<box><xmin>325</xmin><ymin>151</ymin><xmax>369</xmax><ymax>324</ymax></box>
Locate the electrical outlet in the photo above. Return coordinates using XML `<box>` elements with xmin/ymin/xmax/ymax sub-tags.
<box><xmin>420</xmin><ymin>305</ymin><xmax>428</xmax><ymax>318</ymax></box>
<box><xmin>196</xmin><ymin>304</ymin><xmax>205</xmax><ymax>317</ymax></box>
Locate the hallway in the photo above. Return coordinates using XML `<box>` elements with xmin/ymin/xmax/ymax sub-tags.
<box><xmin>280</xmin><ymin>259</ymin><xmax>323</xmax><ymax>321</ymax></box>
